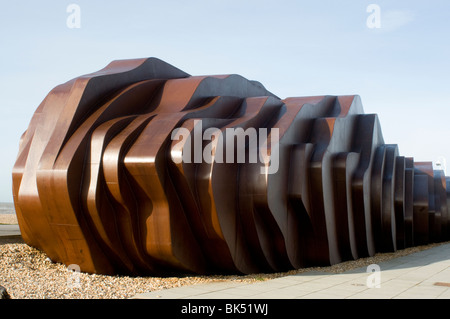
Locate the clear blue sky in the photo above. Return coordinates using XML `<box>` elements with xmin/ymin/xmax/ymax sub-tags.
<box><xmin>1</xmin><ymin>0</ymin><xmax>449</xmax><ymax>202</ymax></box>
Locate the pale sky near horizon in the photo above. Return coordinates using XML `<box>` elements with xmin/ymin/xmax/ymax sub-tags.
<box><xmin>0</xmin><ymin>0</ymin><xmax>449</xmax><ymax>203</ymax></box>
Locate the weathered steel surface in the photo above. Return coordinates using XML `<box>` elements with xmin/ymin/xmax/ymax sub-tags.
<box><xmin>12</xmin><ymin>58</ymin><xmax>450</xmax><ymax>275</ymax></box>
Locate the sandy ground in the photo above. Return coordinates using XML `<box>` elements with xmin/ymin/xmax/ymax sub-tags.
<box><xmin>0</xmin><ymin>214</ymin><xmax>17</xmax><ymax>225</ymax></box>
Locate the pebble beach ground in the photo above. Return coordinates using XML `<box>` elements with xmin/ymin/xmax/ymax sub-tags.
<box><xmin>1</xmin><ymin>209</ymin><xmax>448</xmax><ymax>299</ymax></box>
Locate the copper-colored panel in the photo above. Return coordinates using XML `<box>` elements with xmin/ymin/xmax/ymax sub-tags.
<box><xmin>394</xmin><ymin>156</ymin><xmax>406</xmax><ymax>249</ymax></box>
<box><xmin>404</xmin><ymin>157</ymin><xmax>415</xmax><ymax>248</ymax></box>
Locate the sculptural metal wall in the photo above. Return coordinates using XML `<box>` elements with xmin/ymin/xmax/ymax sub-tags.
<box><xmin>12</xmin><ymin>58</ymin><xmax>450</xmax><ymax>275</ymax></box>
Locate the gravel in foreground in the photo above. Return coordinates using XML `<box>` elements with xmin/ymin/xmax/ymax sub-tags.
<box><xmin>0</xmin><ymin>243</ymin><xmax>267</xmax><ymax>299</ymax></box>
<box><xmin>1</xmin><ymin>240</ymin><xmax>448</xmax><ymax>299</ymax></box>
